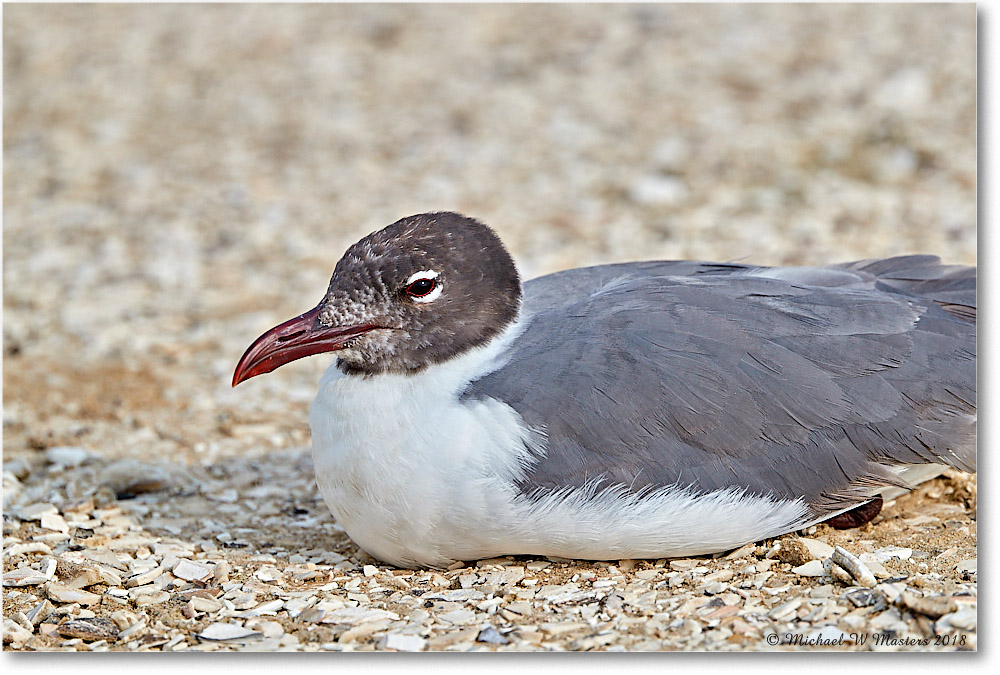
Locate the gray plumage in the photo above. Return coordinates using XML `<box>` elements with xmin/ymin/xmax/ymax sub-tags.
<box><xmin>462</xmin><ymin>254</ymin><xmax>976</xmax><ymax>519</ymax></box>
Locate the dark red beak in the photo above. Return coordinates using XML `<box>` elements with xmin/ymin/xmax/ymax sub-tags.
<box><xmin>232</xmin><ymin>305</ymin><xmax>384</xmax><ymax>386</ymax></box>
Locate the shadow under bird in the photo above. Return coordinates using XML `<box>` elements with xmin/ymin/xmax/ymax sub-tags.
<box><xmin>233</xmin><ymin>212</ymin><xmax>976</xmax><ymax>568</ymax></box>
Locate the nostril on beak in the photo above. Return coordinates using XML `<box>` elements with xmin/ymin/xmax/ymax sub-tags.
<box><xmin>277</xmin><ymin>330</ymin><xmax>306</xmax><ymax>344</ymax></box>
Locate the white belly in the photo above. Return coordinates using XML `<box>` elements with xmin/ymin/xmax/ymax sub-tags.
<box><xmin>308</xmin><ymin>336</ymin><xmax>812</xmax><ymax>567</ymax></box>
<box><xmin>309</xmin><ymin>326</ymin><xmax>540</xmax><ymax>568</ymax></box>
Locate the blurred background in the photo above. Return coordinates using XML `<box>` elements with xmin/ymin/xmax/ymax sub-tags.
<box><xmin>3</xmin><ymin>3</ymin><xmax>976</xmax><ymax>468</ymax></box>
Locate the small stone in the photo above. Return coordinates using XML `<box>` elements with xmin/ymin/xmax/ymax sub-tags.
<box><xmin>617</xmin><ymin>559</ymin><xmax>637</xmax><ymax>572</ymax></box>
<box><xmin>213</xmin><ymin>560</ymin><xmax>232</xmax><ymax>585</ymax></box>
<box><xmin>875</xmin><ymin>581</ymin><xmax>907</xmax><ymax>604</ymax></box>
<box><xmin>321</xmin><ymin>607</ymin><xmax>398</xmax><ymax>625</ymax></box>
<box><xmin>64</xmin><ymin>567</ymin><xmax>101</xmax><ymax>590</ymax></box>
<box><xmin>526</xmin><ymin>561</ymin><xmax>551</xmax><ymax>571</ymax></box>
<box><xmin>767</xmin><ymin>599</ymin><xmax>802</xmax><ymax>621</ymax></box>
<box><xmin>4</xmin><ymin>567</ymin><xmax>51</xmax><ymax>587</ymax></box>
<box><xmin>135</xmin><ymin>591</ymin><xmax>171</xmax><ymax>606</ymax></box>
<box><xmin>3</xmin><ymin>618</ymin><xmax>33</xmax><ymax>648</ymax></box>
<box><xmin>540</xmin><ymin>621</ymin><xmax>589</xmax><ymax>636</ymax></box>
<box><xmin>724</xmin><ymin>543</ymin><xmax>757</xmax><ymax>560</ymax></box>
<box><xmin>861</xmin><ymin>559</ymin><xmax>890</xmax><ymax>579</ymax></box>
<box><xmin>197</xmin><ymin>622</ymin><xmax>263</xmax><ymax>642</ymax></box>
<box><xmin>899</xmin><ymin>591</ymin><xmax>958</xmax><ymax>619</ymax></box>
<box><xmin>476</xmin><ymin>625</ymin><xmax>510</xmax><ymax>645</ymax></box>
<box><xmin>246</xmin><ymin>619</ymin><xmax>285</xmax><ymax>639</ymax></box>
<box><xmin>704</xmin><ymin>569</ymin><xmax>735</xmax><ymax>583</ymax></box>
<box><xmin>25</xmin><ymin>600</ymin><xmax>54</xmax><ymax>625</ymax></box>
<box><xmin>806</xmin><ymin>626</ymin><xmax>853</xmax><ymax>645</ymax></box>
<box><xmin>110</xmin><ymin>610</ymin><xmax>138</xmax><ymax>630</ymax></box>
<box><xmin>96</xmin><ymin>567</ymin><xmax>123</xmax><ymax>587</ymax></box>
<box><xmin>362</xmin><ymin>564</ymin><xmax>379</xmax><ymax>577</ymax></box>
<box><xmin>831</xmin><ymin>547</ymin><xmax>877</xmax><ymax>588</ymax></box>
<box><xmin>438</xmin><ymin>609</ymin><xmax>476</xmax><ymax>625</ymax></box>
<box><xmin>630</xmin><ymin>174</ymin><xmax>688</xmax><ymax>205</ymax></box>
<box><xmin>939</xmin><ymin>608</ymin><xmax>977</xmax><ymax>631</ymax></box>
<box><xmin>861</xmin><ymin>546</ymin><xmax>912</xmax><ymax>564</ymax></box>
<box><xmin>247</xmin><ymin>599</ymin><xmax>284</xmax><ymax>616</ymax></box>
<box><xmin>57</xmin><ymin>617</ymin><xmax>119</xmax><ymax>642</ymax></box>
<box><xmin>44</xmin><ymin>446</ymin><xmax>91</xmax><ymax>468</ymax></box>
<box><xmin>775</xmin><ymin>538</ymin><xmax>832</xmax><ymax>566</ymax></box>
<box><xmin>792</xmin><ymin>560</ymin><xmax>826</xmax><ymax>577</ymax></box>
<box><xmin>701</xmin><ymin>582</ymin><xmax>727</xmax><ymax>595</ymax></box>
<box><xmin>298</xmin><ymin>608</ymin><xmax>325</xmax><ymax>623</ymax></box>
<box><xmin>118</xmin><ymin>619</ymin><xmax>148</xmax><ymax>639</ymax></box>
<box><xmin>383</xmin><ymin>632</ymin><xmax>426</xmax><ymax>652</ymax></box>
<box><xmin>126</xmin><ymin>565</ymin><xmax>165</xmax><ymax>588</ymax></box>
<box><xmin>172</xmin><ymin>559</ymin><xmax>214</xmax><ymax>583</ymax></box>
<box><xmin>845</xmin><ymin>589</ymin><xmax>885</xmax><ymax>609</ymax></box>
<box><xmin>669</xmin><ymin>559</ymin><xmax>699</xmax><ymax>571</ymax></box>
<box><xmin>47</xmin><ymin>583</ymin><xmax>101</xmax><ymax>605</ymax></box>
<box><xmin>254</xmin><ymin>565</ymin><xmax>283</xmax><ymax>583</ymax></box>
<box><xmin>954</xmin><ymin>559</ymin><xmax>977</xmax><ymax>574</ymax></box>
<box><xmin>190</xmin><ymin>596</ymin><xmax>224</xmax><ymax>613</ymax></box>
<box><xmin>6</xmin><ymin>542</ymin><xmax>53</xmax><ymax>557</ymax></box>
<box><xmin>18</xmin><ymin>502</ymin><xmax>58</xmax><ymax>521</ymax></box>
<box><xmin>338</xmin><ymin>619</ymin><xmax>391</xmax><ymax>643</ymax></box>
<box><xmin>207</xmin><ymin>488</ymin><xmax>239</xmax><ymax>503</ymax></box>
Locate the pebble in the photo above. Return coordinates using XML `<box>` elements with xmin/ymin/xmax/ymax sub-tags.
<box><xmin>135</xmin><ymin>591</ymin><xmax>171</xmax><ymax>606</ymax></box>
<box><xmin>5</xmin><ymin>542</ymin><xmax>53</xmax><ymax>557</ymax></box>
<box><xmin>954</xmin><ymin>559</ymin><xmax>977</xmax><ymax>574</ymax></box>
<box><xmin>898</xmin><ymin>592</ymin><xmax>957</xmax><ymax>619</ymax></box>
<box><xmin>17</xmin><ymin>503</ymin><xmax>58</xmax><ymax>521</ymax></box>
<box><xmin>383</xmin><ymin>632</ymin><xmax>426</xmax><ymax>652</ymax></box>
<box><xmin>844</xmin><ymin>589</ymin><xmax>884</xmax><ymax>609</ymax></box>
<box><xmin>767</xmin><ymin>599</ymin><xmax>802</xmax><ymax>621</ymax></box>
<box><xmin>860</xmin><ymin>546</ymin><xmax>912</xmax><ymax>564</ymax></box>
<box><xmin>807</xmin><ymin>626</ymin><xmax>853</xmax><ymax>644</ymax></box>
<box><xmin>831</xmin><ymin>547</ymin><xmax>877</xmax><ymax>588</ymax></box>
<box><xmin>669</xmin><ymin>559</ymin><xmax>699</xmax><ymax>572</ymax></box>
<box><xmin>476</xmin><ymin>625</ymin><xmax>510</xmax><ymax>645</ymax></box>
<box><xmin>25</xmin><ymin>600</ymin><xmax>54</xmax><ymax>625</ymax></box>
<box><xmin>4</xmin><ymin>566</ymin><xmax>54</xmax><ymax>587</ymax></box>
<box><xmin>438</xmin><ymin>609</ymin><xmax>477</xmax><ymax>625</ymax></box>
<box><xmin>323</xmin><ymin>607</ymin><xmax>399</xmax><ymax>625</ymax></box>
<box><xmin>938</xmin><ymin>608</ymin><xmax>976</xmax><ymax>631</ymax></box>
<box><xmin>57</xmin><ymin>617</ymin><xmax>120</xmax><ymax>641</ymax></box>
<box><xmin>724</xmin><ymin>543</ymin><xmax>757</xmax><ymax>560</ymax></box>
<box><xmin>247</xmin><ymin>599</ymin><xmax>284</xmax><ymax>616</ymax></box>
<box><xmin>339</xmin><ymin>619</ymin><xmax>392</xmax><ymax>643</ymax></box>
<box><xmin>44</xmin><ymin>446</ymin><xmax>91</xmax><ymax>468</ymax></box>
<box><xmin>630</xmin><ymin>174</ymin><xmax>688</xmax><ymax>206</ymax></box>
<box><xmin>47</xmin><ymin>583</ymin><xmax>101</xmax><ymax>605</ymax></box>
<box><xmin>254</xmin><ymin>566</ymin><xmax>283</xmax><ymax>583</ymax></box>
<box><xmin>197</xmin><ymin>623</ymin><xmax>263</xmax><ymax>642</ymax></box>
<box><xmin>190</xmin><ymin>596</ymin><xmax>225</xmax><ymax>613</ymax></box>
<box><xmin>172</xmin><ymin>559</ymin><xmax>215</xmax><ymax>583</ymax></box>
<box><xmin>792</xmin><ymin>560</ymin><xmax>826</xmax><ymax>577</ymax></box>
<box><xmin>4</xmin><ymin>618</ymin><xmax>33</xmax><ymax>647</ymax></box>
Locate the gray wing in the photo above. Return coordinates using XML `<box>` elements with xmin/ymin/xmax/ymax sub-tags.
<box><xmin>461</xmin><ymin>256</ymin><xmax>976</xmax><ymax>518</ymax></box>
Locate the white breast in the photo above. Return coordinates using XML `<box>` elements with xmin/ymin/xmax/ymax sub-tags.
<box><xmin>309</xmin><ymin>317</ymin><xmax>812</xmax><ymax>568</ymax></box>
<box><xmin>309</xmin><ymin>319</ymin><xmax>537</xmax><ymax>567</ymax></box>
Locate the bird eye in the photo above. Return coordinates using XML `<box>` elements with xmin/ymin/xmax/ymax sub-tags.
<box><xmin>405</xmin><ymin>278</ymin><xmax>436</xmax><ymax>298</ymax></box>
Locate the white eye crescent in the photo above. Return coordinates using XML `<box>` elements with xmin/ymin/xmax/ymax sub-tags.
<box><xmin>405</xmin><ymin>270</ymin><xmax>443</xmax><ymax>303</ymax></box>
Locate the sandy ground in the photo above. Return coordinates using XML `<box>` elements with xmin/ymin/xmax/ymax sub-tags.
<box><xmin>3</xmin><ymin>4</ymin><xmax>976</xmax><ymax>652</ymax></box>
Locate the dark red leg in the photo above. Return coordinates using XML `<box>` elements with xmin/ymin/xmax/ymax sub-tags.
<box><xmin>823</xmin><ymin>496</ymin><xmax>884</xmax><ymax>529</ymax></box>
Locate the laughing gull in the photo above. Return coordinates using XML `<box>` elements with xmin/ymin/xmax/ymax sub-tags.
<box><xmin>233</xmin><ymin>212</ymin><xmax>976</xmax><ymax>568</ymax></box>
